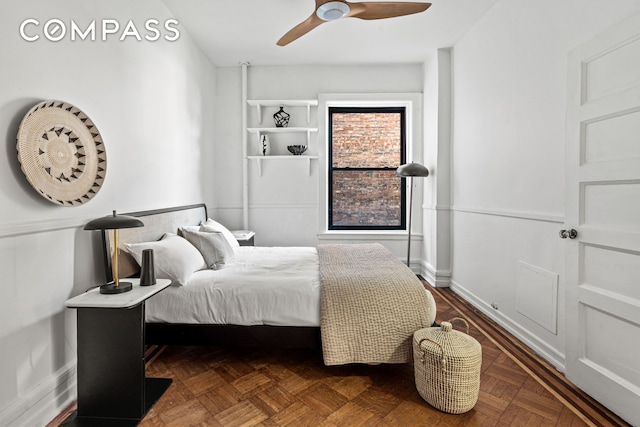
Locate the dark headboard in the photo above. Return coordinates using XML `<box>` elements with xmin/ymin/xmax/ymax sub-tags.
<box><xmin>100</xmin><ymin>204</ymin><xmax>207</xmax><ymax>282</ymax></box>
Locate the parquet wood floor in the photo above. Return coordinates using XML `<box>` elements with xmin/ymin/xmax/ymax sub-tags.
<box><xmin>50</xmin><ymin>283</ymin><xmax>629</xmax><ymax>427</ymax></box>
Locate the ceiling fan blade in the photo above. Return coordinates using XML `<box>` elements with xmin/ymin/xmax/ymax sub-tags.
<box><xmin>348</xmin><ymin>2</ymin><xmax>431</xmax><ymax>20</ymax></box>
<box><xmin>277</xmin><ymin>13</ymin><xmax>325</xmax><ymax>46</ymax></box>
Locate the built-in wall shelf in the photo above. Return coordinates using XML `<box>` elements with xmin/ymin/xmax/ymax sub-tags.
<box><xmin>247</xmin><ymin>155</ymin><xmax>319</xmax><ymax>176</ymax></box>
<box><xmin>244</xmin><ymin>96</ymin><xmax>318</xmax><ymax>177</ymax></box>
<box><xmin>248</xmin><ymin>100</ymin><xmax>318</xmax><ymax>124</ymax></box>
<box><xmin>247</xmin><ymin>127</ymin><xmax>318</xmax><ymax>133</ymax></box>
<box><xmin>247</xmin><ymin>127</ymin><xmax>318</xmax><ymax>147</ymax></box>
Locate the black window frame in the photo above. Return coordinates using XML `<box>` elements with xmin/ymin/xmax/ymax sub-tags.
<box><xmin>328</xmin><ymin>106</ymin><xmax>407</xmax><ymax>231</ymax></box>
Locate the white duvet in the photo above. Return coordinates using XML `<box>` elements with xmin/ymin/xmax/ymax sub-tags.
<box><xmin>145</xmin><ymin>246</ymin><xmax>321</xmax><ymax>326</ymax></box>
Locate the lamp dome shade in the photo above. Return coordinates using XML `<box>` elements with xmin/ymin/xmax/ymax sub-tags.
<box><xmin>84</xmin><ymin>210</ymin><xmax>144</xmax><ymax>230</ymax></box>
<box><xmin>396</xmin><ymin>162</ymin><xmax>429</xmax><ymax>177</ymax></box>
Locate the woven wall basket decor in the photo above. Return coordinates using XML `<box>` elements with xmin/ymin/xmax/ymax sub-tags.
<box><xmin>16</xmin><ymin>100</ymin><xmax>107</xmax><ymax>206</ymax></box>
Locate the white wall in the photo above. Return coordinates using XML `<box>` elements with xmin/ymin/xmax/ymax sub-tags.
<box><xmin>0</xmin><ymin>1</ymin><xmax>216</xmax><ymax>425</ymax></box>
<box><xmin>213</xmin><ymin>64</ymin><xmax>425</xmax><ymax>260</ymax></box>
<box><xmin>450</xmin><ymin>0</ymin><xmax>640</xmax><ymax>369</ymax></box>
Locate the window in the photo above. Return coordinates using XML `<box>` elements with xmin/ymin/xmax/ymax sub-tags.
<box><xmin>328</xmin><ymin>107</ymin><xmax>406</xmax><ymax>230</ymax></box>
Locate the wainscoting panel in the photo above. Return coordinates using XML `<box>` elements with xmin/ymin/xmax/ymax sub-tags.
<box><xmin>450</xmin><ymin>207</ymin><xmax>565</xmax><ymax>370</ymax></box>
<box><xmin>450</xmin><ymin>280</ymin><xmax>565</xmax><ymax>370</ymax></box>
<box><xmin>0</xmin><ymin>362</ymin><xmax>75</xmax><ymax>427</ymax></box>
<box><xmin>0</xmin><ymin>218</ymin><xmax>93</xmax><ymax>427</ymax></box>
<box><xmin>516</xmin><ymin>261</ymin><xmax>558</xmax><ymax>334</ymax></box>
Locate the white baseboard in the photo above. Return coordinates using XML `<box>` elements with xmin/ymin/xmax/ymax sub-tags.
<box><xmin>0</xmin><ymin>362</ymin><xmax>76</xmax><ymax>427</ymax></box>
<box><xmin>420</xmin><ymin>261</ymin><xmax>451</xmax><ymax>288</ymax></box>
<box><xmin>450</xmin><ymin>280</ymin><xmax>566</xmax><ymax>371</ymax></box>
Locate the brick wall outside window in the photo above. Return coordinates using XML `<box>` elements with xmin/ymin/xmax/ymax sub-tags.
<box><xmin>330</xmin><ymin>110</ymin><xmax>405</xmax><ymax>228</ymax></box>
<box><xmin>332</xmin><ymin>113</ymin><xmax>401</xmax><ymax>168</ymax></box>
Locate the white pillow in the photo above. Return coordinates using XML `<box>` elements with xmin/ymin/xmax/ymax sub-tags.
<box><xmin>124</xmin><ymin>233</ymin><xmax>206</xmax><ymax>286</ymax></box>
<box><xmin>180</xmin><ymin>227</ymin><xmax>234</xmax><ymax>270</ymax></box>
<box><xmin>201</xmin><ymin>218</ymin><xmax>239</xmax><ymax>248</ymax></box>
<box><xmin>180</xmin><ymin>225</ymin><xmax>199</xmax><ymax>233</ymax></box>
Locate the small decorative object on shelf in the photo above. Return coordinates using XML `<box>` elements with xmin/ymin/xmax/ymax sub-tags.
<box><xmin>273</xmin><ymin>106</ymin><xmax>290</xmax><ymax>127</ymax></box>
<box><xmin>261</xmin><ymin>134</ymin><xmax>270</xmax><ymax>155</ymax></box>
<box><xmin>287</xmin><ymin>145</ymin><xmax>307</xmax><ymax>155</ymax></box>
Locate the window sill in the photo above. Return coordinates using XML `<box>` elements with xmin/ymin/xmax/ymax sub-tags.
<box><xmin>318</xmin><ymin>231</ymin><xmax>422</xmax><ymax>241</ymax></box>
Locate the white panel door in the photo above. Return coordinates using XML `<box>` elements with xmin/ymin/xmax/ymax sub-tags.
<box><xmin>565</xmin><ymin>13</ymin><xmax>640</xmax><ymax>426</ymax></box>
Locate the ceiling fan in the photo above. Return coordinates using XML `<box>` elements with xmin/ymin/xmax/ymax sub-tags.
<box><xmin>277</xmin><ymin>0</ymin><xmax>432</xmax><ymax>46</ymax></box>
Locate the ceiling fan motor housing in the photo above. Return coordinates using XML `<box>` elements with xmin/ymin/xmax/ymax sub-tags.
<box><xmin>317</xmin><ymin>1</ymin><xmax>351</xmax><ymax>21</ymax></box>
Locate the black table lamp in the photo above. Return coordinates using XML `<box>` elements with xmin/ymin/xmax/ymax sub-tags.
<box><xmin>396</xmin><ymin>162</ymin><xmax>429</xmax><ymax>267</ymax></box>
<box><xmin>84</xmin><ymin>210</ymin><xmax>144</xmax><ymax>294</ymax></box>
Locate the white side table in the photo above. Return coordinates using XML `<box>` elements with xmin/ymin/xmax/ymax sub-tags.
<box><xmin>64</xmin><ymin>278</ymin><xmax>171</xmax><ymax>426</ymax></box>
<box><xmin>232</xmin><ymin>230</ymin><xmax>255</xmax><ymax>246</ymax></box>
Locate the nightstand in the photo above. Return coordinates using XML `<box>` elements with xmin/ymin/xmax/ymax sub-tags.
<box><xmin>232</xmin><ymin>230</ymin><xmax>255</xmax><ymax>246</ymax></box>
<box><xmin>64</xmin><ymin>278</ymin><xmax>172</xmax><ymax>426</ymax></box>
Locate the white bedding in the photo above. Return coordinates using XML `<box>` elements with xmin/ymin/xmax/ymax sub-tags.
<box><xmin>145</xmin><ymin>246</ymin><xmax>321</xmax><ymax>326</ymax></box>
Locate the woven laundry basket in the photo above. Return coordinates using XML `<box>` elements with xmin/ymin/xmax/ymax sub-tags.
<box><xmin>413</xmin><ymin>318</ymin><xmax>482</xmax><ymax>414</ymax></box>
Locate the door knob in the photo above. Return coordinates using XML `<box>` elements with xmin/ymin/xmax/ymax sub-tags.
<box><xmin>559</xmin><ymin>229</ymin><xmax>578</xmax><ymax>239</ymax></box>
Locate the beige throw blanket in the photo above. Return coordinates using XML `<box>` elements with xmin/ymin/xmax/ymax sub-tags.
<box><xmin>319</xmin><ymin>243</ymin><xmax>435</xmax><ymax>366</ymax></box>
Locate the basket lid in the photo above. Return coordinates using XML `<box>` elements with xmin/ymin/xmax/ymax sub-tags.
<box><xmin>414</xmin><ymin>321</ymin><xmax>481</xmax><ymax>359</ymax></box>
<box><xmin>441</xmin><ymin>321</ymin><xmax>454</xmax><ymax>332</ymax></box>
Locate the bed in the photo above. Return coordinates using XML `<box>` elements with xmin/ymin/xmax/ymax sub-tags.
<box><xmin>97</xmin><ymin>204</ymin><xmax>436</xmax><ymax>365</ymax></box>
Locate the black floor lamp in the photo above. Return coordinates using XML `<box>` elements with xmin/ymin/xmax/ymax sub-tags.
<box><xmin>396</xmin><ymin>162</ymin><xmax>429</xmax><ymax>267</ymax></box>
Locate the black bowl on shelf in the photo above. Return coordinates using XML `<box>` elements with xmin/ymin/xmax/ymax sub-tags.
<box><xmin>287</xmin><ymin>145</ymin><xmax>308</xmax><ymax>155</ymax></box>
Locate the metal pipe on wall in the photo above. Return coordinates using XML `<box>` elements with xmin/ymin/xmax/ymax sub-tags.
<box><xmin>241</xmin><ymin>62</ymin><xmax>249</xmax><ymax>230</ymax></box>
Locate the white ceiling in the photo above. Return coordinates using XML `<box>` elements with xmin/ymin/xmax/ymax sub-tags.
<box><xmin>162</xmin><ymin>0</ymin><xmax>498</xmax><ymax>67</ymax></box>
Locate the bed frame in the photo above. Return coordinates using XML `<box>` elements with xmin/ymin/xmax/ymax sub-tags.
<box><xmin>97</xmin><ymin>204</ymin><xmax>321</xmax><ymax>348</ymax></box>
